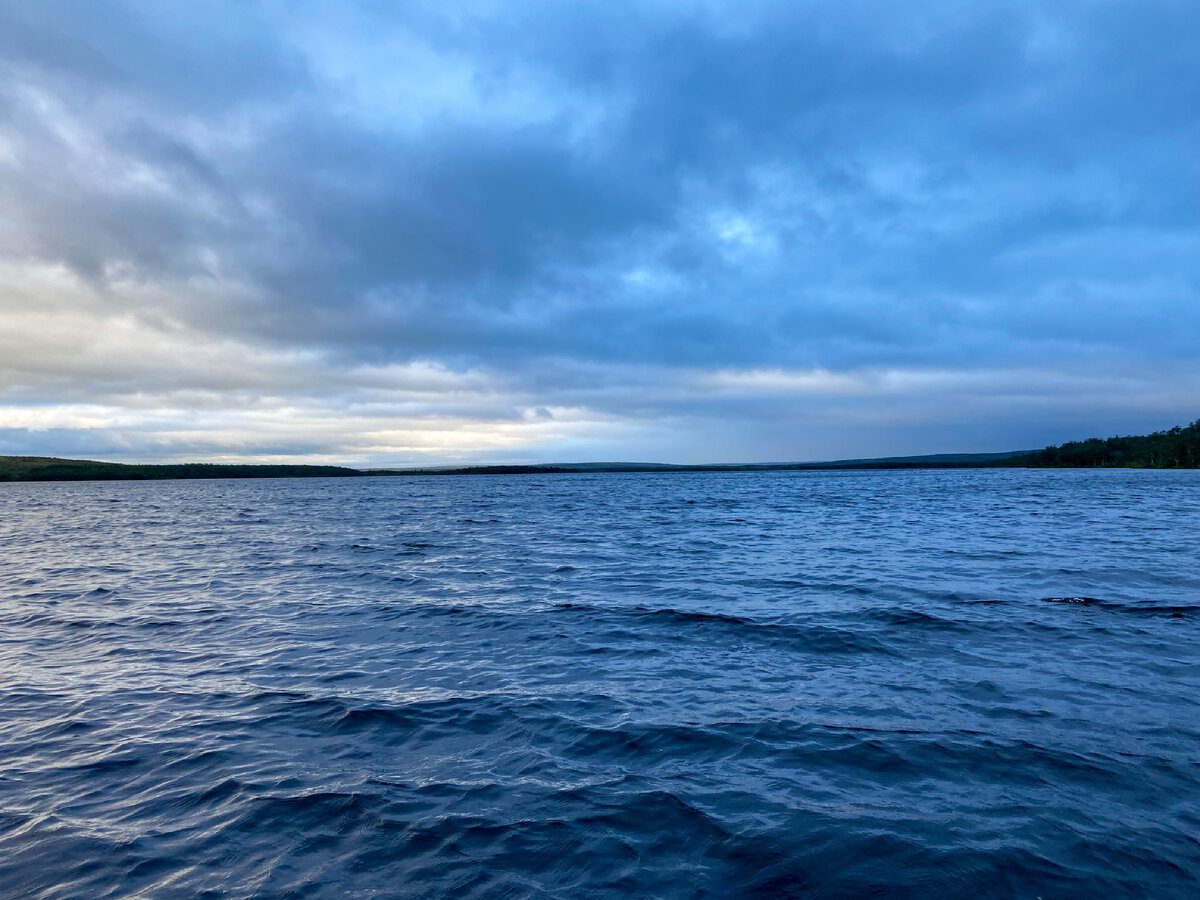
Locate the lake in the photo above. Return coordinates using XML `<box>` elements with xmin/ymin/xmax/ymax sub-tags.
<box><xmin>1</xmin><ymin>469</ymin><xmax>1198</xmax><ymax>897</ymax></box>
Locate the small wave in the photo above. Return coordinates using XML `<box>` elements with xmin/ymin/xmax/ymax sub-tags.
<box><xmin>862</xmin><ymin>607</ymin><xmax>970</xmax><ymax>631</ymax></box>
<box><xmin>633</xmin><ymin>606</ymin><xmax>751</xmax><ymax>627</ymax></box>
<box><xmin>60</xmin><ymin>755</ymin><xmax>144</xmax><ymax>775</ymax></box>
<box><xmin>565</xmin><ymin>722</ymin><xmax>747</xmax><ymax>763</ymax></box>
<box><xmin>1042</xmin><ymin>597</ymin><xmax>1200</xmax><ymax>616</ymax></box>
<box><xmin>553</xmin><ymin>602</ymin><xmax>894</xmax><ymax>655</ymax></box>
<box><xmin>228</xmin><ymin>790</ymin><xmax>382</xmax><ymax>836</ymax></box>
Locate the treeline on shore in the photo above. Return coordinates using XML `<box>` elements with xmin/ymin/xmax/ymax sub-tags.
<box><xmin>1011</xmin><ymin>419</ymin><xmax>1200</xmax><ymax>469</ymax></box>
<box><xmin>0</xmin><ymin>457</ymin><xmax>362</xmax><ymax>482</ymax></box>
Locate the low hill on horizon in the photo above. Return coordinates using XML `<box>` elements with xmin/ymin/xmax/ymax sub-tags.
<box><xmin>0</xmin><ymin>456</ymin><xmax>363</xmax><ymax>482</ymax></box>
<box><xmin>367</xmin><ymin>450</ymin><xmax>1033</xmax><ymax>476</ymax></box>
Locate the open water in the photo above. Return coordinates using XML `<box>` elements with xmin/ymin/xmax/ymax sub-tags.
<box><xmin>1</xmin><ymin>469</ymin><xmax>1198</xmax><ymax>898</ymax></box>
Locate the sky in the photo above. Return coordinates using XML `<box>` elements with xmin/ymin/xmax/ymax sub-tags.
<box><xmin>1</xmin><ymin>0</ymin><xmax>1197</xmax><ymax>465</ymax></box>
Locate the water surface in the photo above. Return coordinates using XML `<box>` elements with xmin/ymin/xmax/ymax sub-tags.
<box><xmin>2</xmin><ymin>469</ymin><xmax>1198</xmax><ymax>897</ymax></box>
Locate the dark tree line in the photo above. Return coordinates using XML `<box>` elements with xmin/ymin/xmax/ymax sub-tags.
<box><xmin>0</xmin><ymin>457</ymin><xmax>363</xmax><ymax>481</ymax></box>
<box><xmin>1014</xmin><ymin>420</ymin><xmax>1200</xmax><ymax>468</ymax></box>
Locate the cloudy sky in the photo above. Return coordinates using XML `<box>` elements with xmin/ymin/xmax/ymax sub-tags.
<box><xmin>1</xmin><ymin>1</ymin><xmax>1197</xmax><ymax>465</ymax></box>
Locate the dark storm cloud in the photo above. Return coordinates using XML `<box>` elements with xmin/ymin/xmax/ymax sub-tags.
<box><xmin>1</xmin><ymin>0</ymin><xmax>1197</xmax><ymax>462</ymax></box>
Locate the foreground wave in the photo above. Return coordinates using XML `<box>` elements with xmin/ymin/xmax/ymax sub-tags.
<box><xmin>1</xmin><ymin>469</ymin><xmax>1199</xmax><ymax>897</ymax></box>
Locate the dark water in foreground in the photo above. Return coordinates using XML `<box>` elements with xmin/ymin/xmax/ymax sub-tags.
<box><xmin>1</xmin><ymin>470</ymin><xmax>1198</xmax><ymax>898</ymax></box>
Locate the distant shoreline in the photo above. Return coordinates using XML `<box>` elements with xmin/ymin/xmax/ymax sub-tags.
<box><xmin>0</xmin><ymin>458</ymin><xmax>364</xmax><ymax>483</ymax></box>
<box><xmin>3</xmin><ymin>417</ymin><xmax>1199</xmax><ymax>481</ymax></box>
<box><xmin>1</xmin><ymin>452</ymin><xmax>1035</xmax><ymax>482</ymax></box>
<box><xmin>363</xmin><ymin>452</ymin><xmax>1030</xmax><ymax>477</ymax></box>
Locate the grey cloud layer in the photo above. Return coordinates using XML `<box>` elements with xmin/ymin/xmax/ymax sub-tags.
<box><xmin>1</xmin><ymin>0</ymin><xmax>1197</xmax><ymax>461</ymax></box>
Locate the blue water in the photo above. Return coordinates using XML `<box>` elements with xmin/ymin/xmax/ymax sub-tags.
<box><xmin>1</xmin><ymin>469</ymin><xmax>1198</xmax><ymax>898</ymax></box>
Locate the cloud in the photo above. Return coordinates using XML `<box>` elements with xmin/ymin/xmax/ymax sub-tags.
<box><xmin>0</xmin><ymin>0</ymin><xmax>1197</xmax><ymax>462</ymax></box>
